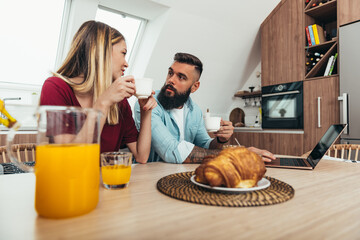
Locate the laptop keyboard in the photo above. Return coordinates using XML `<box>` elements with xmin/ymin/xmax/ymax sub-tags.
<box><xmin>280</xmin><ymin>158</ymin><xmax>307</xmax><ymax>167</ymax></box>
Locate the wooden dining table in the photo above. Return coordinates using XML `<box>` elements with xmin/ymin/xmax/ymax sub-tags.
<box><xmin>1</xmin><ymin>160</ymin><xmax>360</xmax><ymax>239</ymax></box>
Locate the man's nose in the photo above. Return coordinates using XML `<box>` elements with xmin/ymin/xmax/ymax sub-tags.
<box><xmin>167</xmin><ymin>75</ymin><xmax>176</xmax><ymax>85</ymax></box>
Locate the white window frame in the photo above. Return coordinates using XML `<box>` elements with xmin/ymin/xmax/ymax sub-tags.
<box><xmin>55</xmin><ymin>0</ymin><xmax>73</xmax><ymax>69</ymax></box>
<box><xmin>97</xmin><ymin>5</ymin><xmax>148</xmax><ymax>75</ymax></box>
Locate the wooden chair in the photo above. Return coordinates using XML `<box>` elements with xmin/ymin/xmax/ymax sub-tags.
<box><xmin>0</xmin><ymin>143</ymin><xmax>36</xmax><ymax>163</ymax></box>
<box><xmin>0</xmin><ymin>146</ymin><xmax>6</xmax><ymax>163</ymax></box>
<box><xmin>326</xmin><ymin>144</ymin><xmax>360</xmax><ymax>161</ymax></box>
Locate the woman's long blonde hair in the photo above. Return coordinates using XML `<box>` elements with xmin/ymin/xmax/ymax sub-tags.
<box><xmin>55</xmin><ymin>20</ymin><xmax>125</xmax><ymax>124</ymax></box>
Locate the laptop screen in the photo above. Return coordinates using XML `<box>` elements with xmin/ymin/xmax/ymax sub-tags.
<box><xmin>307</xmin><ymin>124</ymin><xmax>346</xmax><ymax>167</ymax></box>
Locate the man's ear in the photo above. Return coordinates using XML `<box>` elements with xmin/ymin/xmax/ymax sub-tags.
<box><xmin>191</xmin><ymin>81</ymin><xmax>200</xmax><ymax>93</ymax></box>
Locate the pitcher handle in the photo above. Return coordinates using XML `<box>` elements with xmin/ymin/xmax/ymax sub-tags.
<box><xmin>6</xmin><ymin>122</ymin><xmax>35</xmax><ymax>172</ymax></box>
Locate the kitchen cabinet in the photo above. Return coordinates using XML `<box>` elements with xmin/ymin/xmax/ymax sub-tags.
<box><xmin>0</xmin><ymin>133</ymin><xmax>36</xmax><ymax>146</ymax></box>
<box><xmin>260</xmin><ymin>0</ymin><xmax>304</xmax><ymax>86</ymax></box>
<box><xmin>303</xmin><ymin>76</ymin><xmax>340</xmax><ymax>152</ymax></box>
<box><xmin>338</xmin><ymin>0</ymin><xmax>360</xmax><ymax>26</ymax></box>
<box><xmin>258</xmin><ymin>0</ymin><xmax>341</xmax><ymax>156</ymax></box>
<box><xmin>229</xmin><ymin>132</ymin><xmax>304</xmax><ymax>156</ymax></box>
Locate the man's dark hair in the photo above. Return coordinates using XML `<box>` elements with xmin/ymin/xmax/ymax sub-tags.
<box><xmin>174</xmin><ymin>53</ymin><xmax>203</xmax><ymax>77</ymax></box>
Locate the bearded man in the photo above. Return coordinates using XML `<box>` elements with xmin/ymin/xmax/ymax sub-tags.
<box><xmin>134</xmin><ymin>52</ymin><xmax>275</xmax><ymax>163</ymax></box>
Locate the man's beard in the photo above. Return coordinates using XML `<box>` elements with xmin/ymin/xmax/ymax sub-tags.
<box><xmin>157</xmin><ymin>84</ymin><xmax>191</xmax><ymax>110</ymax></box>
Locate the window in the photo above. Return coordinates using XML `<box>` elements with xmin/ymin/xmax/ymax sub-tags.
<box><xmin>95</xmin><ymin>6</ymin><xmax>147</xmax><ymax>75</ymax></box>
<box><xmin>0</xmin><ymin>0</ymin><xmax>67</xmax><ymax>87</ymax></box>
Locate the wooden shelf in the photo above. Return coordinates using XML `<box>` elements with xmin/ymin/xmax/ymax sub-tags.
<box><xmin>305</xmin><ymin>0</ymin><xmax>337</xmax><ymax>23</ymax></box>
<box><xmin>303</xmin><ymin>73</ymin><xmax>338</xmax><ymax>82</ymax></box>
<box><xmin>234</xmin><ymin>90</ymin><xmax>261</xmax><ymax>99</ymax></box>
<box><xmin>305</xmin><ymin>42</ymin><xmax>337</xmax><ymax>78</ymax></box>
<box><xmin>305</xmin><ymin>38</ymin><xmax>337</xmax><ymax>50</ymax></box>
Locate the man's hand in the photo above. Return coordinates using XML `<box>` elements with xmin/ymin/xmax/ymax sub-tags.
<box><xmin>247</xmin><ymin>146</ymin><xmax>276</xmax><ymax>162</ymax></box>
<box><xmin>183</xmin><ymin>146</ymin><xmax>220</xmax><ymax>163</ymax></box>
<box><xmin>138</xmin><ymin>91</ymin><xmax>157</xmax><ymax>111</ymax></box>
<box><xmin>213</xmin><ymin>119</ymin><xmax>234</xmax><ymax>143</ymax></box>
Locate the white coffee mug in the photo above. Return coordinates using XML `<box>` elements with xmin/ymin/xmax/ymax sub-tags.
<box><xmin>205</xmin><ymin>117</ymin><xmax>221</xmax><ymax>132</ymax></box>
<box><xmin>135</xmin><ymin>78</ymin><xmax>153</xmax><ymax>99</ymax></box>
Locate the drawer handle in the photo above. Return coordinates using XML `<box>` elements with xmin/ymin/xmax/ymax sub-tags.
<box><xmin>317</xmin><ymin>97</ymin><xmax>321</xmax><ymax>128</ymax></box>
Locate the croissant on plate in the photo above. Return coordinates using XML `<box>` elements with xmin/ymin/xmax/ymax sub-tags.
<box><xmin>195</xmin><ymin>147</ymin><xmax>266</xmax><ymax>188</ymax></box>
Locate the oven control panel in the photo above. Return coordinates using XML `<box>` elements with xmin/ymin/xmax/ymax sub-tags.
<box><xmin>262</xmin><ymin>81</ymin><xmax>302</xmax><ymax>94</ymax></box>
<box><xmin>276</xmin><ymin>84</ymin><xmax>286</xmax><ymax>91</ymax></box>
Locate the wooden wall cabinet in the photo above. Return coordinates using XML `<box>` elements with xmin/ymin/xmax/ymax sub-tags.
<box><xmin>0</xmin><ymin>133</ymin><xmax>37</xmax><ymax>146</ymax></box>
<box><xmin>229</xmin><ymin>132</ymin><xmax>304</xmax><ymax>156</ymax></box>
<box><xmin>260</xmin><ymin>0</ymin><xmax>304</xmax><ymax>86</ymax></box>
<box><xmin>338</xmin><ymin>0</ymin><xmax>360</xmax><ymax>26</ymax></box>
<box><xmin>303</xmin><ymin>76</ymin><xmax>340</xmax><ymax>152</ymax></box>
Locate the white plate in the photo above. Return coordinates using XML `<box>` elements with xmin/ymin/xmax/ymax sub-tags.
<box><xmin>190</xmin><ymin>175</ymin><xmax>270</xmax><ymax>193</ymax></box>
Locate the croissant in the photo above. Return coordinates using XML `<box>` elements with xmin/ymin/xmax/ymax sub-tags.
<box><xmin>195</xmin><ymin>147</ymin><xmax>266</xmax><ymax>188</ymax></box>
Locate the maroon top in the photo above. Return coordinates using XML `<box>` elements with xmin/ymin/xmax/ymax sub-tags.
<box><xmin>40</xmin><ymin>76</ymin><xmax>138</xmax><ymax>153</ymax></box>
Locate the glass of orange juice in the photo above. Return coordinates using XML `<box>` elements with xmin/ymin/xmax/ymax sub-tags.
<box><xmin>101</xmin><ymin>152</ymin><xmax>132</xmax><ymax>189</ymax></box>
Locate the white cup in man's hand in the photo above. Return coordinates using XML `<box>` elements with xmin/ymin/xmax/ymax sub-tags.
<box><xmin>205</xmin><ymin>117</ymin><xmax>221</xmax><ymax>132</ymax></box>
<box><xmin>135</xmin><ymin>78</ymin><xmax>153</xmax><ymax>99</ymax></box>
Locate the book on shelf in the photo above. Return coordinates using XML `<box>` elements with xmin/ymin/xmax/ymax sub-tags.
<box><xmin>312</xmin><ymin>24</ymin><xmax>326</xmax><ymax>45</ymax></box>
<box><xmin>308</xmin><ymin>25</ymin><xmax>316</xmax><ymax>46</ymax></box>
<box><xmin>328</xmin><ymin>53</ymin><xmax>338</xmax><ymax>76</ymax></box>
<box><xmin>305</xmin><ymin>26</ymin><xmax>312</xmax><ymax>46</ymax></box>
<box><xmin>324</xmin><ymin>55</ymin><xmax>334</xmax><ymax>76</ymax></box>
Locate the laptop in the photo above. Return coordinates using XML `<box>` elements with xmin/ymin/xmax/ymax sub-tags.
<box><xmin>265</xmin><ymin>124</ymin><xmax>347</xmax><ymax>170</ymax></box>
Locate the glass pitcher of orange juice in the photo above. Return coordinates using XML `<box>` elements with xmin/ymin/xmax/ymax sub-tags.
<box><xmin>6</xmin><ymin>106</ymin><xmax>102</xmax><ymax>218</ymax></box>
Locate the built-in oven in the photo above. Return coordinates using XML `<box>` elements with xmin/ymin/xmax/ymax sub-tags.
<box><xmin>261</xmin><ymin>81</ymin><xmax>303</xmax><ymax>129</ymax></box>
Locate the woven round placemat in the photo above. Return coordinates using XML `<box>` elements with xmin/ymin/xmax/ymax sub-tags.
<box><xmin>157</xmin><ymin>171</ymin><xmax>294</xmax><ymax>207</ymax></box>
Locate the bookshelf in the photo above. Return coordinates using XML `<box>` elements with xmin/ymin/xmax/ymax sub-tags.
<box><xmin>304</xmin><ymin>0</ymin><xmax>338</xmax><ymax>79</ymax></box>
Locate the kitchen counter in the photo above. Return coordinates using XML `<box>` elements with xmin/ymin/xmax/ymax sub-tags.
<box><xmin>235</xmin><ymin>127</ymin><xmax>304</xmax><ymax>134</ymax></box>
<box><xmin>0</xmin><ymin>131</ymin><xmax>37</xmax><ymax>146</ymax></box>
<box><xmin>0</xmin><ymin>130</ymin><xmax>37</xmax><ymax>134</ymax></box>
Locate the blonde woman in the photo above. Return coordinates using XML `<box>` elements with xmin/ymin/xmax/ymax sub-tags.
<box><xmin>40</xmin><ymin>20</ymin><xmax>156</xmax><ymax>163</ymax></box>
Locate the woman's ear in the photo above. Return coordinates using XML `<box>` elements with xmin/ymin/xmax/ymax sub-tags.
<box><xmin>191</xmin><ymin>81</ymin><xmax>200</xmax><ymax>93</ymax></box>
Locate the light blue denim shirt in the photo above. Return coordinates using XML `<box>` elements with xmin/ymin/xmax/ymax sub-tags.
<box><xmin>134</xmin><ymin>91</ymin><xmax>212</xmax><ymax>163</ymax></box>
